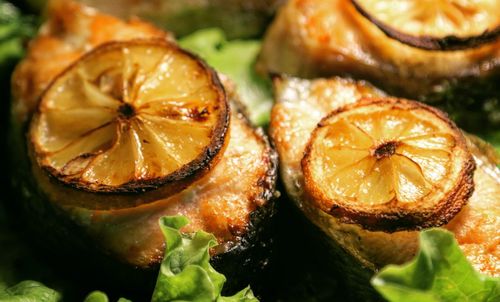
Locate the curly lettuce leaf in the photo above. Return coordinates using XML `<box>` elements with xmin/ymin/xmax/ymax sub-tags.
<box><xmin>83</xmin><ymin>291</ymin><xmax>109</xmax><ymax>302</ymax></box>
<box><xmin>152</xmin><ymin>216</ymin><xmax>258</xmax><ymax>302</ymax></box>
<box><xmin>0</xmin><ymin>281</ymin><xmax>61</xmax><ymax>302</ymax></box>
<box><xmin>372</xmin><ymin>229</ymin><xmax>500</xmax><ymax>302</ymax></box>
<box><xmin>180</xmin><ymin>28</ymin><xmax>272</xmax><ymax>126</ymax></box>
<box><xmin>1</xmin><ymin>216</ymin><xmax>257</xmax><ymax>302</ymax></box>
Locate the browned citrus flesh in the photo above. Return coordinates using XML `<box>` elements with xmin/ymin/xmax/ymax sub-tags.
<box><xmin>30</xmin><ymin>40</ymin><xmax>228</xmax><ymax>193</ymax></box>
<box><xmin>302</xmin><ymin>98</ymin><xmax>475</xmax><ymax>232</ymax></box>
<box><xmin>352</xmin><ymin>0</ymin><xmax>500</xmax><ymax>50</ymax></box>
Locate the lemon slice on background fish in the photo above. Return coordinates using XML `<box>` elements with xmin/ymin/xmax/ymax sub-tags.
<box><xmin>352</xmin><ymin>0</ymin><xmax>500</xmax><ymax>50</ymax></box>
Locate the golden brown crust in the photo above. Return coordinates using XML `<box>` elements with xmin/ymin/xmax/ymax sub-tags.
<box><xmin>301</xmin><ymin>98</ymin><xmax>476</xmax><ymax>232</ymax></box>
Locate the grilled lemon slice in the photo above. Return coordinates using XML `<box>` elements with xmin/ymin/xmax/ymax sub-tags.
<box><xmin>30</xmin><ymin>40</ymin><xmax>228</xmax><ymax>195</ymax></box>
<box><xmin>302</xmin><ymin>98</ymin><xmax>475</xmax><ymax>232</ymax></box>
<box><xmin>352</xmin><ymin>0</ymin><xmax>500</xmax><ymax>50</ymax></box>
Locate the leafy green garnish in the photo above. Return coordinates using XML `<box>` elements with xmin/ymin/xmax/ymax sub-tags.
<box><xmin>83</xmin><ymin>291</ymin><xmax>109</xmax><ymax>302</ymax></box>
<box><xmin>179</xmin><ymin>28</ymin><xmax>272</xmax><ymax>126</ymax></box>
<box><xmin>152</xmin><ymin>216</ymin><xmax>258</xmax><ymax>302</ymax></box>
<box><xmin>372</xmin><ymin>229</ymin><xmax>500</xmax><ymax>302</ymax></box>
<box><xmin>0</xmin><ymin>1</ymin><xmax>35</xmax><ymax>67</ymax></box>
<box><xmin>217</xmin><ymin>287</ymin><xmax>258</xmax><ymax>302</ymax></box>
<box><xmin>83</xmin><ymin>291</ymin><xmax>131</xmax><ymax>302</ymax></box>
<box><xmin>0</xmin><ymin>281</ymin><xmax>61</xmax><ymax>302</ymax></box>
<box><xmin>2</xmin><ymin>216</ymin><xmax>257</xmax><ymax>302</ymax></box>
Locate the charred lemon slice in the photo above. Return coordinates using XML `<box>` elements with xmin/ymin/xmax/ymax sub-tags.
<box><xmin>302</xmin><ymin>98</ymin><xmax>475</xmax><ymax>232</ymax></box>
<box><xmin>352</xmin><ymin>0</ymin><xmax>500</xmax><ymax>50</ymax></box>
<box><xmin>30</xmin><ymin>40</ymin><xmax>228</xmax><ymax>194</ymax></box>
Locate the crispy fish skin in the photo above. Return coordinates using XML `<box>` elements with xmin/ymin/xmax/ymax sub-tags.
<box><xmin>10</xmin><ymin>0</ymin><xmax>277</xmax><ymax>273</ymax></box>
<box><xmin>270</xmin><ymin>75</ymin><xmax>500</xmax><ymax>277</ymax></box>
<box><xmin>258</xmin><ymin>0</ymin><xmax>500</xmax><ymax>100</ymax></box>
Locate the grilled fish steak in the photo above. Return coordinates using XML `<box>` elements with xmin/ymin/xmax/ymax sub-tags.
<box><xmin>270</xmin><ymin>75</ymin><xmax>499</xmax><ymax>277</ymax></box>
<box><xmin>9</xmin><ymin>0</ymin><xmax>277</xmax><ymax>289</ymax></box>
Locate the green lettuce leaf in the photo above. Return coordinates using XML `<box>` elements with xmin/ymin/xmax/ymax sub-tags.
<box><xmin>218</xmin><ymin>287</ymin><xmax>258</xmax><ymax>302</ymax></box>
<box><xmin>83</xmin><ymin>291</ymin><xmax>131</xmax><ymax>302</ymax></box>
<box><xmin>2</xmin><ymin>216</ymin><xmax>256</xmax><ymax>302</ymax></box>
<box><xmin>0</xmin><ymin>1</ymin><xmax>35</xmax><ymax>67</ymax></box>
<box><xmin>179</xmin><ymin>28</ymin><xmax>272</xmax><ymax>126</ymax></box>
<box><xmin>83</xmin><ymin>291</ymin><xmax>109</xmax><ymax>302</ymax></box>
<box><xmin>372</xmin><ymin>229</ymin><xmax>500</xmax><ymax>302</ymax></box>
<box><xmin>151</xmin><ymin>216</ymin><xmax>258</xmax><ymax>302</ymax></box>
<box><xmin>0</xmin><ymin>281</ymin><xmax>61</xmax><ymax>302</ymax></box>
